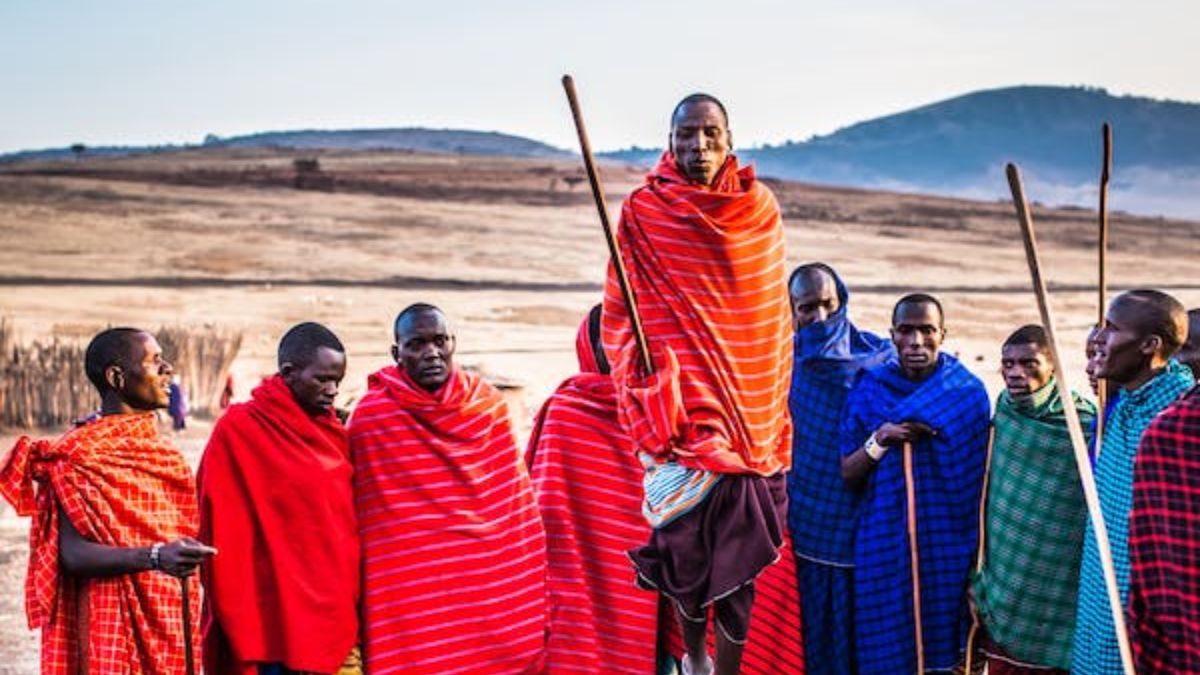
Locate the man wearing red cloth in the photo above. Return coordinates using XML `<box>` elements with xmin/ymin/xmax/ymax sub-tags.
<box><xmin>603</xmin><ymin>95</ymin><xmax>796</xmax><ymax>675</ymax></box>
<box><xmin>349</xmin><ymin>304</ymin><xmax>547</xmax><ymax>675</ymax></box>
<box><xmin>198</xmin><ymin>322</ymin><xmax>359</xmax><ymax>674</ymax></box>
<box><xmin>0</xmin><ymin>327</ymin><xmax>212</xmax><ymax>674</ymax></box>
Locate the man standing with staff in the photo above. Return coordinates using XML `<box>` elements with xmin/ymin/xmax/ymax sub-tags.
<box><xmin>600</xmin><ymin>93</ymin><xmax>796</xmax><ymax>675</ymax></box>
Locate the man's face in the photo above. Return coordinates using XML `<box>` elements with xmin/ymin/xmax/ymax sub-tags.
<box><xmin>792</xmin><ymin>273</ymin><xmax>840</xmax><ymax>330</ymax></box>
<box><xmin>1178</xmin><ymin>312</ymin><xmax>1200</xmax><ymax>379</ymax></box>
<box><xmin>281</xmin><ymin>346</ymin><xmax>346</xmax><ymax>416</ymax></box>
<box><xmin>1093</xmin><ymin>300</ymin><xmax>1158</xmax><ymax>385</ymax></box>
<box><xmin>890</xmin><ymin>302</ymin><xmax>945</xmax><ymax>380</ymax></box>
<box><xmin>113</xmin><ymin>333</ymin><xmax>174</xmax><ymax>410</ymax></box>
<box><xmin>1085</xmin><ymin>328</ymin><xmax>1103</xmax><ymax>396</ymax></box>
<box><xmin>1001</xmin><ymin>342</ymin><xmax>1053</xmax><ymax>400</ymax></box>
<box><xmin>670</xmin><ymin>101</ymin><xmax>731</xmax><ymax>186</ymax></box>
<box><xmin>392</xmin><ymin>310</ymin><xmax>455</xmax><ymax>392</ymax></box>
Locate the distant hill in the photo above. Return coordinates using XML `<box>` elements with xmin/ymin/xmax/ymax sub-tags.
<box><xmin>1</xmin><ymin>127</ymin><xmax>569</xmax><ymax>163</ymax></box>
<box><xmin>604</xmin><ymin>86</ymin><xmax>1200</xmax><ymax>218</ymax></box>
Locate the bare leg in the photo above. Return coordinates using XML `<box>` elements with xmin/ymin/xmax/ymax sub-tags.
<box><xmin>713</xmin><ymin>583</ymin><xmax>755</xmax><ymax>675</ymax></box>
<box><xmin>677</xmin><ymin>605</ymin><xmax>711</xmax><ymax>674</ymax></box>
<box><xmin>713</xmin><ymin>625</ymin><xmax>746</xmax><ymax>675</ymax></box>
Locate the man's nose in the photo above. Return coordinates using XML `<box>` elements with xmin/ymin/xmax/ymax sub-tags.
<box><xmin>323</xmin><ymin>381</ymin><xmax>339</xmax><ymax>396</ymax></box>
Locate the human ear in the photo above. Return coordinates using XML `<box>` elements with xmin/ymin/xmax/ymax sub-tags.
<box><xmin>390</xmin><ymin>344</ymin><xmax>400</xmax><ymax>364</ymax></box>
<box><xmin>104</xmin><ymin>365</ymin><xmax>124</xmax><ymax>392</ymax></box>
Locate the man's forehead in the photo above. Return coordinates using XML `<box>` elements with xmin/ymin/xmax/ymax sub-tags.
<box><xmin>894</xmin><ymin>302</ymin><xmax>941</xmax><ymax>326</ymax></box>
<box><xmin>399</xmin><ymin>311</ymin><xmax>450</xmax><ymax>338</ymax></box>
<box><xmin>1002</xmin><ymin>342</ymin><xmax>1046</xmax><ymax>359</ymax></box>
<box><xmin>791</xmin><ymin>269</ymin><xmax>837</xmax><ymax>298</ymax></box>
<box><xmin>673</xmin><ymin>101</ymin><xmax>727</xmax><ymax>128</ymax></box>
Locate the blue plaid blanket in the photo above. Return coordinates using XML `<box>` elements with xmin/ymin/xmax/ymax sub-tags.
<box><xmin>787</xmin><ymin>271</ymin><xmax>892</xmax><ymax>566</ymax></box>
<box><xmin>839</xmin><ymin>353</ymin><xmax>991</xmax><ymax>674</ymax></box>
<box><xmin>1071</xmin><ymin>359</ymin><xmax>1194</xmax><ymax>675</ymax></box>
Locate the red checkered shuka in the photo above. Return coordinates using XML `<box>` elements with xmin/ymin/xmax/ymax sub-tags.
<box><xmin>0</xmin><ymin>413</ymin><xmax>201</xmax><ymax>675</ymax></box>
<box><xmin>1128</xmin><ymin>385</ymin><xmax>1200</xmax><ymax>673</ymax></box>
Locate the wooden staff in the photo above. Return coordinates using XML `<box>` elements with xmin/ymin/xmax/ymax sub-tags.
<box><xmin>1006</xmin><ymin>162</ymin><xmax>1135</xmax><ymax>675</ymax></box>
<box><xmin>903</xmin><ymin>441</ymin><xmax>925</xmax><ymax>674</ymax></box>
<box><xmin>962</xmin><ymin>427</ymin><xmax>996</xmax><ymax>675</ymax></box>
<box><xmin>1095</xmin><ymin>122</ymin><xmax>1113</xmax><ymax>457</ymax></box>
<box><xmin>561</xmin><ymin>74</ymin><xmax>653</xmax><ymax>375</ymax></box>
<box><xmin>181</xmin><ymin>576</ymin><xmax>195</xmax><ymax>675</ymax></box>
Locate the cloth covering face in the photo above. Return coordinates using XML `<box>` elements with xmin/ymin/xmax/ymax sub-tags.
<box><xmin>525</xmin><ymin>317</ymin><xmax>659</xmax><ymax>674</ymax></box>
<box><xmin>971</xmin><ymin>380</ymin><xmax>1096</xmax><ymax>669</ymax></box>
<box><xmin>839</xmin><ymin>354</ymin><xmax>991</xmax><ymax>675</ymax></box>
<box><xmin>0</xmin><ymin>413</ymin><xmax>201</xmax><ymax>675</ymax></box>
<box><xmin>601</xmin><ymin>152</ymin><xmax>793</xmax><ymax>477</ymax></box>
<box><xmin>1071</xmin><ymin>360</ymin><xmax>1194</xmax><ymax>675</ymax></box>
<box><xmin>1128</xmin><ymin>385</ymin><xmax>1200</xmax><ymax>674</ymax></box>
<box><xmin>349</xmin><ymin>365</ymin><xmax>547</xmax><ymax>675</ymax></box>
<box><xmin>198</xmin><ymin>374</ymin><xmax>359</xmax><ymax>674</ymax></box>
<box><xmin>787</xmin><ymin>268</ymin><xmax>893</xmax><ymax>566</ymax></box>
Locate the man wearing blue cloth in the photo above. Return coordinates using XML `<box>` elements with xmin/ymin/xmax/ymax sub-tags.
<box><xmin>786</xmin><ymin>263</ymin><xmax>892</xmax><ymax>675</ymax></box>
<box><xmin>1071</xmin><ymin>289</ymin><xmax>1193</xmax><ymax>675</ymax></box>
<box><xmin>840</xmin><ymin>293</ymin><xmax>991</xmax><ymax>674</ymax></box>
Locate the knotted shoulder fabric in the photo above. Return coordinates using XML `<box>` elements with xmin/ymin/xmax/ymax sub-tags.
<box><xmin>601</xmin><ymin>152</ymin><xmax>793</xmax><ymax>477</ymax></box>
<box><xmin>0</xmin><ymin>413</ymin><xmax>200</xmax><ymax>675</ymax></box>
<box><xmin>525</xmin><ymin>317</ymin><xmax>658</xmax><ymax>674</ymax></box>
<box><xmin>1128</xmin><ymin>384</ymin><xmax>1200</xmax><ymax>674</ymax></box>
<box><xmin>971</xmin><ymin>380</ymin><xmax>1095</xmax><ymax>669</ymax></box>
<box><xmin>1072</xmin><ymin>360</ymin><xmax>1194</xmax><ymax>675</ymax></box>
<box><xmin>198</xmin><ymin>374</ymin><xmax>359</xmax><ymax>674</ymax></box>
<box><xmin>349</xmin><ymin>365</ymin><xmax>546</xmax><ymax>674</ymax></box>
<box><xmin>839</xmin><ymin>354</ymin><xmax>991</xmax><ymax>675</ymax></box>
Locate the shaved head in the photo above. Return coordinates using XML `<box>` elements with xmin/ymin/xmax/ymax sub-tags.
<box><xmin>393</xmin><ymin>303</ymin><xmax>447</xmax><ymax>343</ymax></box>
<box><xmin>85</xmin><ymin>327</ymin><xmax>148</xmax><ymax>393</ymax></box>
<box><xmin>1111</xmin><ymin>290</ymin><xmax>1187</xmax><ymax>358</ymax></box>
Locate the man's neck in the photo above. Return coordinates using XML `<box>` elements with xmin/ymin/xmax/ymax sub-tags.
<box><xmin>1119</xmin><ymin>362</ymin><xmax>1168</xmax><ymax>393</ymax></box>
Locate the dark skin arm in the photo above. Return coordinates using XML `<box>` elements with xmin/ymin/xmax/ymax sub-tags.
<box><xmin>57</xmin><ymin>504</ymin><xmax>214</xmax><ymax>578</ymax></box>
<box><xmin>841</xmin><ymin>421</ymin><xmax>937</xmax><ymax>490</ymax></box>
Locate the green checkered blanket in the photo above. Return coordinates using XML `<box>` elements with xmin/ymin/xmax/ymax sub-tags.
<box><xmin>971</xmin><ymin>380</ymin><xmax>1096</xmax><ymax>668</ymax></box>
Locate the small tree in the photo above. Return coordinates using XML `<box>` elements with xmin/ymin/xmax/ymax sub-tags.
<box><xmin>70</xmin><ymin>143</ymin><xmax>86</xmax><ymax>160</ymax></box>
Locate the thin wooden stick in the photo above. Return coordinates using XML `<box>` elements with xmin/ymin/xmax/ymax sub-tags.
<box><xmin>1095</xmin><ymin>122</ymin><xmax>1113</xmax><ymax>457</ymax></box>
<box><xmin>561</xmin><ymin>75</ymin><xmax>654</xmax><ymax>375</ymax></box>
<box><xmin>181</xmin><ymin>576</ymin><xmax>195</xmax><ymax>675</ymax></box>
<box><xmin>903</xmin><ymin>441</ymin><xmax>925</xmax><ymax>674</ymax></box>
<box><xmin>963</xmin><ymin>426</ymin><xmax>995</xmax><ymax>675</ymax></box>
<box><xmin>1006</xmin><ymin>162</ymin><xmax>1136</xmax><ymax>675</ymax></box>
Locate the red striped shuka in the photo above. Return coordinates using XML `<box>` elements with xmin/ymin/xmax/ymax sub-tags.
<box><xmin>526</xmin><ymin>315</ymin><xmax>661</xmax><ymax>674</ymax></box>
<box><xmin>601</xmin><ymin>151</ymin><xmax>794</xmax><ymax>477</ymax></box>
<box><xmin>348</xmin><ymin>365</ymin><xmax>547</xmax><ymax>675</ymax></box>
<box><xmin>1128</xmin><ymin>385</ymin><xmax>1200</xmax><ymax>674</ymax></box>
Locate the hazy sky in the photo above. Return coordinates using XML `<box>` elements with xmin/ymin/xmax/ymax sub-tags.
<box><xmin>2</xmin><ymin>1</ymin><xmax>1198</xmax><ymax>154</ymax></box>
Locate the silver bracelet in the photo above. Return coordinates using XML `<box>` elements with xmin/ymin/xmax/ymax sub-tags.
<box><xmin>864</xmin><ymin>434</ymin><xmax>888</xmax><ymax>462</ymax></box>
<box><xmin>149</xmin><ymin>542</ymin><xmax>164</xmax><ymax>571</ymax></box>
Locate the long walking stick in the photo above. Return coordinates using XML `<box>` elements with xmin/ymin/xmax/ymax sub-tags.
<box><xmin>562</xmin><ymin>74</ymin><xmax>670</xmax><ymax>670</ymax></box>
<box><xmin>903</xmin><ymin>441</ymin><xmax>925</xmax><ymax>674</ymax></box>
<box><xmin>1006</xmin><ymin>163</ymin><xmax>1136</xmax><ymax>675</ymax></box>
<box><xmin>181</xmin><ymin>576</ymin><xmax>195</xmax><ymax>675</ymax></box>
<box><xmin>561</xmin><ymin>74</ymin><xmax>653</xmax><ymax>376</ymax></box>
<box><xmin>1095</xmin><ymin>122</ymin><xmax>1113</xmax><ymax>457</ymax></box>
<box><xmin>962</xmin><ymin>427</ymin><xmax>995</xmax><ymax>675</ymax></box>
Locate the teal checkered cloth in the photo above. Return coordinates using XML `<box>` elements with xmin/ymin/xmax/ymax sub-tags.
<box><xmin>972</xmin><ymin>380</ymin><xmax>1096</xmax><ymax>669</ymax></box>
<box><xmin>1071</xmin><ymin>360</ymin><xmax>1195</xmax><ymax>674</ymax></box>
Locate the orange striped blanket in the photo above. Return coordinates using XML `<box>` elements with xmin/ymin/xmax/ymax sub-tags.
<box><xmin>0</xmin><ymin>413</ymin><xmax>200</xmax><ymax>675</ymax></box>
<box><xmin>349</xmin><ymin>366</ymin><xmax>547</xmax><ymax>674</ymax></box>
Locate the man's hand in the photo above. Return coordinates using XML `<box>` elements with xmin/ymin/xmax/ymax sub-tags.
<box><xmin>158</xmin><ymin>538</ymin><xmax>217</xmax><ymax>578</ymax></box>
<box><xmin>874</xmin><ymin>421</ymin><xmax>937</xmax><ymax>447</ymax></box>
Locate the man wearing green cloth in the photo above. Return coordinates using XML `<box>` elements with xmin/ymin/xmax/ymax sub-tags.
<box><xmin>969</xmin><ymin>325</ymin><xmax>1095</xmax><ymax>674</ymax></box>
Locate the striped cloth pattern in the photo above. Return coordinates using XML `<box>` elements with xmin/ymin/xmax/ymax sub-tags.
<box><xmin>349</xmin><ymin>366</ymin><xmax>547</xmax><ymax>675</ymax></box>
<box><xmin>601</xmin><ymin>151</ymin><xmax>793</xmax><ymax>478</ymax></box>
<box><xmin>0</xmin><ymin>413</ymin><xmax>201</xmax><ymax>675</ymax></box>
<box><xmin>1072</xmin><ymin>360</ymin><xmax>1194</xmax><ymax>674</ymax></box>
<box><xmin>971</xmin><ymin>381</ymin><xmax>1096</xmax><ymax>669</ymax></box>
<box><xmin>840</xmin><ymin>354</ymin><xmax>991</xmax><ymax>675</ymax></box>
<box><xmin>1128</xmin><ymin>385</ymin><xmax>1200</xmax><ymax>673</ymax></box>
<box><xmin>526</xmin><ymin>318</ymin><xmax>660</xmax><ymax>674</ymax></box>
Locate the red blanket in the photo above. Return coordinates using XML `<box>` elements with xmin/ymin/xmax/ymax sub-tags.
<box><xmin>0</xmin><ymin>413</ymin><xmax>200</xmax><ymax>675</ymax></box>
<box><xmin>526</xmin><ymin>318</ymin><xmax>659</xmax><ymax>673</ymax></box>
<box><xmin>1129</xmin><ymin>386</ymin><xmax>1200</xmax><ymax>673</ymax></box>
<box><xmin>349</xmin><ymin>366</ymin><xmax>546</xmax><ymax>674</ymax></box>
<box><xmin>198</xmin><ymin>374</ymin><xmax>359</xmax><ymax>674</ymax></box>
<box><xmin>602</xmin><ymin>152</ymin><xmax>793</xmax><ymax>476</ymax></box>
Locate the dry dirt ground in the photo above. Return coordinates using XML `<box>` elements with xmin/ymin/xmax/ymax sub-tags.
<box><xmin>0</xmin><ymin>148</ymin><xmax>1197</xmax><ymax>668</ymax></box>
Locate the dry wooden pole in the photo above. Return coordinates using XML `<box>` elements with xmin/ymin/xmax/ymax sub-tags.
<box><xmin>1095</xmin><ymin>122</ymin><xmax>1113</xmax><ymax>456</ymax></box>
<box><xmin>903</xmin><ymin>441</ymin><xmax>925</xmax><ymax>674</ymax></box>
<box><xmin>561</xmin><ymin>75</ymin><xmax>654</xmax><ymax>375</ymax></box>
<box><xmin>181</xmin><ymin>577</ymin><xmax>195</xmax><ymax>675</ymax></box>
<box><xmin>963</xmin><ymin>428</ymin><xmax>996</xmax><ymax>675</ymax></box>
<box><xmin>1006</xmin><ymin>162</ymin><xmax>1136</xmax><ymax>675</ymax></box>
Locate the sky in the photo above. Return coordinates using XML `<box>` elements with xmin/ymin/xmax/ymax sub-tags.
<box><xmin>2</xmin><ymin>0</ymin><xmax>1199</xmax><ymax>155</ymax></box>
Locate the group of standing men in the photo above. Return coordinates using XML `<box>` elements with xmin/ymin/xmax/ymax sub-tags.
<box><xmin>2</xmin><ymin>93</ymin><xmax>1200</xmax><ymax>675</ymax></box>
